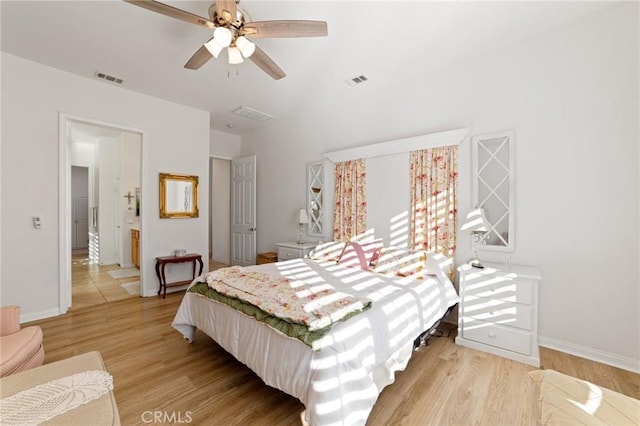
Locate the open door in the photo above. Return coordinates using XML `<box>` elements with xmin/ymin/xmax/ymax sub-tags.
<box><xmin>231</xmin><ymin>155</ymin><xmax>256</xmax><ymax>266</ymax></box>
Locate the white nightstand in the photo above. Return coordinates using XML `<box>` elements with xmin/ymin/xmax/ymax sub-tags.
<box><xmin>276</xmin><ymin>242</ymin><xmax>317</xmax><ymax>261</ymax></box>
<box><xmin>455</xmin><ymin>262</ymin><xmax>541</xmax><ymax>367</ymax></box>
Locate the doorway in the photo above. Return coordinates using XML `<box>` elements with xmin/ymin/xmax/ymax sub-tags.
<box><xmin>71</xmin><ymin>166</ymin><xmax>89</xmax><ymax>254</ymax></box>
<box><xmin>209</xmin><ymin>157</ymin><xmax>231</xmax><ymax>267</ymax></box>
<box><xmin>60</xmin><ymin>114</ymin><xmax>144</xmax><ymax>312</ymax></box>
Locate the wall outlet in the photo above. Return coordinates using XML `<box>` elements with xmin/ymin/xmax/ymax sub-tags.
<box><xmin>33</xmin><ymin>216</ymin><xmax>42</xmax><ymax>229</ymax></box>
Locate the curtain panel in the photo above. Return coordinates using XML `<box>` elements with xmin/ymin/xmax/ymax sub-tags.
<box><xmin>409</xmin><ymin>146</ymin><xmax>459</xmax><ymax>257</ymax></box>
<box><xmin>332</xmin><ymin>159</ymin><xmax>367</xmax><ymax>241</ymax></box>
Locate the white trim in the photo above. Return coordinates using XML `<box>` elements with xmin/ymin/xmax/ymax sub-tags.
<box><xmin>59</xmin><ymin>113</ymin><xmax>146</xmax><ymax>314</ymax></box>
<box><xmin>21</xmin><ymin>308</ymin><xmax>62</xmax><ymax>324</ymax></box>
<box><xmin>324</xmin><ymin>128</ymin><xmax>469</xmax><ymax>163</ymax></box>
<box><xmin>456</xmin><ymin>336</ymin><xmax>540</xmax><ymax>367</ymax></box>
<box><xmin>210</xmin><ymin>154</ymin><xmax>233</xmax><ymax>161</ymax></box>
<box><xmin>539</xmin><ymin>335</ymin><xmax>640</xmax><ymax>374</ymax></box>
<box><xmin>58</xmin><ymin>116</ymin><xmax>70</xmax><ymax>313</ymax></box>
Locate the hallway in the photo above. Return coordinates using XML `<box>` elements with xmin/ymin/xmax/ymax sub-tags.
<box><xmin>71</xmin><ymin>253</ymin><xmax>138</xmax><ymax>310</ymax></box>
<box><xmin>71</xmin><ymin>254</ymin><xmax>229</xmax><ymax>310</ymax></box>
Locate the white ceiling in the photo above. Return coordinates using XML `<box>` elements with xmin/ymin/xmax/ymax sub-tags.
<box><xmin>1</xmin><ymin>1</ymin><xmax>614</xmax><ymax>136</ymax></box>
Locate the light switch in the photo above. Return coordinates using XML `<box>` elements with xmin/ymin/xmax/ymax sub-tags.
<box><xmin>33</xmin><ymin>216</ymin><xmax>42</xmax><ymax>229</ymax></box>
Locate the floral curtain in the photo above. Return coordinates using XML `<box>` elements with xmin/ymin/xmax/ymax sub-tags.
<box><xmin>409</xmin><ymin>146</ymin><xmax>459</xmax><ymax>257</ymax></box>
<box><xmin>333</xmin><ymin>159</ymin><xmax>367</xmax><ymax>241</ymax></box>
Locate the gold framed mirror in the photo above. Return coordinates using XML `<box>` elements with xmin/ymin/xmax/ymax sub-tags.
<box><xmin>159</xmin><ymin>173</ymin><xmax>199</xmax><ymax>218</ymax></box>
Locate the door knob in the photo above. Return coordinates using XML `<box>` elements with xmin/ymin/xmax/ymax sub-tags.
<box><xmin>249</xmin><ymin>227</ymin><xmax>256</xmax><ymax>231</ymax></box>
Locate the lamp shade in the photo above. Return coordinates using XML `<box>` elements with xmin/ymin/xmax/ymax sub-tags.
<box><xmin>213</xmin><ymin>27</ymin><xmax>232</xmax><ymax>47</ymax></box>
<box><xmin>460</xmin><ymin>208</ymin><xmax>489</xmax><ymax>232</ymax></box>
<box><xmin>204</xmin><ymin>38</ymin><xmax>224</xmax><ymax>58</ymax></box>
<box><xmin>298</xmin><ymin>209</ymin><xmax>309</xmax><ymax>224</ymax></box>
<box><xmin>227</xmin><ymin>47</ymin><xmax>244</xmax><ymax>64</ymax></box>
<box><xmin>235</xmin><ymin>36</ymin><xmax>256</xmax><ymax>58</ymax></box>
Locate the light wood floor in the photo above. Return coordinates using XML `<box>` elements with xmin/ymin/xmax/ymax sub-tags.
<box><xmin>27</xmin><ymin>291</ymin><xmax>639</xmax><ymax>425</ymax></box>
<box><xmin>71</xmin><ymin>254</ymin><xmax>226</xmax><ymax>310</ymax></box>
<box><xmin>71</xmin><ymin>253</ymin><xmax>139</xmax><ymax>309</ymax></box>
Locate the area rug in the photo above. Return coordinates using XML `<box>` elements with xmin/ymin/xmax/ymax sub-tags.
<box><xmin>120</xmin><ymin>281</ymin><xmax>140</xmax><ymax>296</ymax></box>
<box><xmin>108</xmin><ymin>268</ymin><xmax>140</xmax><ymax>279</ymax></box>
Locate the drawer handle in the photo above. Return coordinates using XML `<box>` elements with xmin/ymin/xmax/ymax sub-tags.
<box><xmin>488</xmin><ymin>332</ymin><xmax>497</xmax><ymax>338</ymax></box>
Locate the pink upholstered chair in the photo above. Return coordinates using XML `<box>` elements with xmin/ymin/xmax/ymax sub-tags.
<box><xmin>0</xmin><ymin>305</ymin><xmax>44</xmax><ymax>377</ymax></box>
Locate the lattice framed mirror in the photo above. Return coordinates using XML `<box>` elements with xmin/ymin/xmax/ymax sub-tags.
<box><xmin>307</xmin><ymin>160</ymin><xmax>326</xmax><ymax>238</ymax></box>
<box><xmin>472</xmin><ymin>131</ymin><xmax>515</xmax><ymax>252</ymax></box>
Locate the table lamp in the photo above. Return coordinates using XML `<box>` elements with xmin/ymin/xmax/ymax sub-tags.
<box><xmin>297</xmin><ymin>209</ymin><xmax>309</xmax><ymax>244</ymax></box>
<box><xmin>460</xmin><ymin>208</ymin><xmax>490</xmax><ymax>268</ymax></box>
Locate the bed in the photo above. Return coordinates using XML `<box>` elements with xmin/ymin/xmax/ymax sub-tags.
<box><xmin>172</xmin><ymin>245</ymin><xmax>459</xmax><ymax>425</ymax></box>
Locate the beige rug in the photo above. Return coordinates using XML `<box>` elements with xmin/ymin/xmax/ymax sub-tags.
<box><xmin>108</xmin><ymin>268</ymin><xmax>139</xmax><ymax>279</ymax></box>
<box><xmin>120</xmin><ymin>281</ymin><xmax>140</xmax><ymax>295</ymax></box>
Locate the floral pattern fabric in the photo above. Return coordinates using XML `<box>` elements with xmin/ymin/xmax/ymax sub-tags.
<box><xmin>409</xmin><ymin>146</ymin><xmax>459</xmax><ymax>258</ymax></box>
<box><xmin>204</xmin><ymin>266</ymin><xmax>370</xmax><ymax>331</ymax></box>
<box><xmin>333</xmin><ymin>159</ymin><xmax>367</xmax><ymax>242</ymax></box>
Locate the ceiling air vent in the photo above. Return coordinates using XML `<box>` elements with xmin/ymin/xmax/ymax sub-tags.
<box><xmin>345</xmin><ymin>75</ymin><xmax>368</xmax><ymax>87</ymax></box>
<box><xmin>231</xmin><ymin>106</ymin><xmax>274</xmax><ymax>122</ymax></box>
<box><xmin>94</xmin><ymin>71</ymin><xmax>124</xmax><ymax>85</ymax></box>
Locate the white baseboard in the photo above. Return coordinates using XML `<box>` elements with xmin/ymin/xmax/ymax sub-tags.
<box><xmin>539</xmin><ymin>335</ymin><xmax>640</xmax><ymax>374</ymax></box>
<box><xmin>21</xmin><ymin>308</ymin><xmax>61</xmax><ymax>324</ymax></box>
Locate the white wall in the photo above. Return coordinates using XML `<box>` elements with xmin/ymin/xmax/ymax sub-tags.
<box><xmin>97</xmin><ymin>136</ymin><xmax>119</xmax><ymax>265</ymax></box>
<box><xmin>241</xmin><ymin>4</ymin><xmax>639</xmax><ymax>370</ymax></box>
<box><xmin>1</xmin><ymin>53</ymin><xmax>210</xmax><ymax>319</ymax></box>
<box><xmin>366</xmin><ymin>153</ymin><xmax>410</xmax><ymax>247</ymax></box>
<box><xmin>211</xmin><ymin>158</ymin><xmax>231</xmax><ymax>264</ymax></box>
<box><xmin>120</xmin><ymin>132</ymin><xmax>141</xmax><ymax>267</ymax></box>
<box><xmin>208</xmin><ymin>130</ymin><xmax>241</xmax><ymax>264</ymax></box>
<box><xmin>210</xmin><ymin>129</ymin><xmax>241</xmax><ymax>159</ymax></box>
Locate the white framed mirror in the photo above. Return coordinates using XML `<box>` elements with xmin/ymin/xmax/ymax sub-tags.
<box><xmin>472</xmin><ymin>130</ymin><xmax>515</xmax><ymax>252</ymax></box>
<box><xmin>307</xmin><ymin>160</ymin><xmax>325</xmax><ymax>238</ymax></box>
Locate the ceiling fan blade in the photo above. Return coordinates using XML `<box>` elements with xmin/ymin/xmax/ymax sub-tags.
<box><xmin>250</xmin><ymin>46</ymin><xmax>285</xmax><ymax>80</ymax></box>
<box><xmin>215</xmin><ymin>0</ymin><xmax>238</xmax><ymax>25</ymax></box>
<box><xmin>184</xmin><ymin>42</ymin><xmax>213</xmax><ymax>70</ymax></box>
<box><xmin>243</xmin><ymin>20</ymin><xmax>328</xmax><ymax>38</ymax></box>
<box><xmin>123</xmin><ymin>0</ymin><xmax>215</xmax><ymax>29</ymax></box>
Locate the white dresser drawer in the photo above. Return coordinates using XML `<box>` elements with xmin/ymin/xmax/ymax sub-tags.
<box><xmin>462</xmin><ymin>319</ymin><xmax>532</xmax><ymax>356</ymax></box>
<box><xmin>276</xmin><ymin>242</ymin><xmax>316</xmax><ymax>262</ymax></box>
<box><xmin>457</xmin><ymin>263</ymin><xmax>541</xmax><ymax>366</ymax></box>
<box><xmin>278</xmin><ymin>246</ymin><xmax>303</xmax><ymax>261</ymax></box>
<box><xmin>462</xmin><ymin>297</ymin><xmax>533</xmax><ymax>330</ymax></box>
<box><xmin>464</xmin><ymin>278</ymin><xmax>533</xmax><ymax>305</ymax></box>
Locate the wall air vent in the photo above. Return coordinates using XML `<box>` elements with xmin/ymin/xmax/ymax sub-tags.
<box><xmin>231</xmin><ymin>106</ymin><xmax>274</xmax><ymax>122</ymax></box>
<box><xmin>345</xmin><ymin>75</ymin><xmax>369</xmax><ymax>87</ymax></box>
<box><xmin>94</xmin><ymin>71</ymin><xmax>124</xmax><ymax>85</ymax></box>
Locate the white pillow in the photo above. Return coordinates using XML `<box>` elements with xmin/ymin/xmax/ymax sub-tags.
<box><xmin>307</xmin><ymin>241</ymin><xmax>345</xmax><ymax>262</ymax></box>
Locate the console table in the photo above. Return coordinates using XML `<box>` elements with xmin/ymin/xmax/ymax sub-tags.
<box><xmin>155</xmin><ymin>253</ymin><xmax>203</xmax><ymax>298</ymax></box>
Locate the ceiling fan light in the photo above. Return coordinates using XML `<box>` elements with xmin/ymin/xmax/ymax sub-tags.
<box><xmin>213</xmin><ymin>27</ymin><xmax>232</xmax><ymax>47</ymax></box>
<box><xmin>204</xmin><ymin>39</ymin><xmax>224</xmax><ymax>58</ymax></box>
<box><xmin>228</xmin><ymin>47</ymin><xmax>244</xmax><ymax>64</ymax></box>
<box><xmin>236</xmin><ymin>36</ymin><xmax>255</xmax><ymax>58</ymax></box>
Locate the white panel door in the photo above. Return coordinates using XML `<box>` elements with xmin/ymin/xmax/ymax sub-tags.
<box><xmin>72</xmin><ymin>195</ymin><xmax>89</xmax><ymax>249</ymax></box>
<box><xmin>231</xmin><ymin>156</ymin><xmax>256</xmax><ymax>266</ymax></box>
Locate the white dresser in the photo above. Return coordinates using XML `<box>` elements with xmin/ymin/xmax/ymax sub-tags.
<box><xmin>456</xmin><ymin>262</ymin><xmax>541</xmax><ymax>367</ymax></box>
<box><xmin>276</xmin><ymin>242</ymin><xmax>317</xmax><ymax>261</ymax></box>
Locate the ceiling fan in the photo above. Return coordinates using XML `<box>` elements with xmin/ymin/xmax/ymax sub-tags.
<box><xmin>124</xmin><ymin>0</ymin><xmax>328</xmax><ymax>80</ymax></box>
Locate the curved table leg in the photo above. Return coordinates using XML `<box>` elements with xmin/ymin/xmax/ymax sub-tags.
<box><xmin>155</xmin><ymin>261</ymin><xmax>162</xmax><ymax>295</ymax></box>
